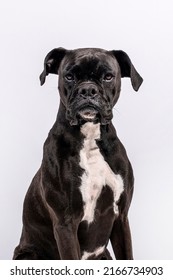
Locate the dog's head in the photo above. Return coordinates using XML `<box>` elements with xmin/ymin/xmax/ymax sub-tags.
<box><xmin>40</xmin><ymin>48</ymin><xmax>143</xmax><ymax>125</ymax></box>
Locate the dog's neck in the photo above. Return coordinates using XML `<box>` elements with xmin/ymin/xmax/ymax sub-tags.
<box><xmin>80</xmin><ymin>122</ymin><xmax>101</xmax><ymax>140</ymax></box>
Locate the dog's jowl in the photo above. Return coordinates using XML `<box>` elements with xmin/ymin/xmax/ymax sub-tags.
<box><xmin>13</xmin><ymin>48</ymin><xmax>143</xmax><ymax>260</ymax></box>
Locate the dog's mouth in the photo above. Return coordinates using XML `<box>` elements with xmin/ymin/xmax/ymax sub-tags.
<box><xmin>77</xmin><ymin>107</ymin><xmax>98</xmax><ymax>122</ymax></box>
<box><xmin>67</xmin><ymin>104</ymin><xmax>112</xmax><ymax>126</ymax></box>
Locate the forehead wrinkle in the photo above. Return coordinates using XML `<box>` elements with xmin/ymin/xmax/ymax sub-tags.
<box><xmin>67</xmin><ymin>61</ymin><xmax>113</xmax><ymax>79</ymax></box>
<box><xmin>74</xmin><ymin>48</ymin><xmax>104</xmax><ymax>59</ymax></box>
<box><xmin>61</xmin><ymin>49</ymin><xmax>119</xmax><ymax>75</ymax></box>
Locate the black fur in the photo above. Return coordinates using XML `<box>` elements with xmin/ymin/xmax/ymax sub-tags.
<box><xmin>13</xmin><ymin>48</ymin><xmax>143</xmax><ymax>260</ymax></box>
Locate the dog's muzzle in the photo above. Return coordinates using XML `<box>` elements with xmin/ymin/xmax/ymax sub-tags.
<box><xmin>66</xmin><ymin>83</ymin><xmax>113</xmax><ymax>126</ymax></box>
<box><xmin>76</xmin><ymin>83</ymin><xmax>100</xmax><ymax>122</ymax></box>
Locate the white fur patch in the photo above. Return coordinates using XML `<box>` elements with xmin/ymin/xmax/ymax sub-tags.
<box><xmin>81</xmin><ymin>246</ymin><xmax>105</xmax><ymax>260</ymax></box>
<box><xmin>79</xmin><ymin>122</ymin><xmax>124</xmax><ymax>224</ymax></box>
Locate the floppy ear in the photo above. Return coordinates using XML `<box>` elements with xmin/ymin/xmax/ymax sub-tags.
<box><xmin>39</xmin><ymin>47</ymin><xmax>67</xmax><ymax>86</ymax></box>
<box><xmin>111</xmin><ymin>50</ymin><xmax>143</xmax><ymax>91</ymax></box>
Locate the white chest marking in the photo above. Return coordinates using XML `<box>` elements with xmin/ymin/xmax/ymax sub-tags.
<box><xmin>79</xmin><ymin>122</ymin><xmax>124</xmax><ymax>224</ymax></box>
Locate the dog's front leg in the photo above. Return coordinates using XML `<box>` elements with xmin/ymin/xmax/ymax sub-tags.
<box><xmin>53</xmin><ymin>222</ymin><xmax>81</xmax><ymax>260</ymax></box>
<box><xmin>43</xmin><ymin>186</ymin><xmax>81</xmax><ymax>259</ymax></box>
<box><xmin>110</xmin><ymin>215</ymin><xmax>133</xmax><ymax>260</ymax></box>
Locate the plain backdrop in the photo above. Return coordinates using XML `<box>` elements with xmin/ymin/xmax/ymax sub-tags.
<box><xmin>0</xmin><ymin>0</ymin><xmax>173</xmax><ymax>260</ymax></box>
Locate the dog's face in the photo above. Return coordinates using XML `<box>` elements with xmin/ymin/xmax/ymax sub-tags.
<box><xmin>59</xmin><ymin>48</ymin><xmax>122</xmax><ymax>125</ymax></box>
<box><xmin>40</xmin><ymin>48</ymin><xmax>143</xmax><ymax>125</ymax></box>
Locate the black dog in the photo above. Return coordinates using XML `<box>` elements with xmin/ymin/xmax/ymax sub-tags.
<box><xmin>13</xmin><ymin>47</ymin><xmax>143</xmax><ymax>260</ymax></box>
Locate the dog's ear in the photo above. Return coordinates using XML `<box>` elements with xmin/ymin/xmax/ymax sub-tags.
<box><xmin>39</xmin><ymin>48</ymin><xmax>67</xmax><ymax>86</ymax></box>
<box><xmin>111</xmin><ymin>50</ymin><xmax>143</xmax><ymax>91</ymax></box>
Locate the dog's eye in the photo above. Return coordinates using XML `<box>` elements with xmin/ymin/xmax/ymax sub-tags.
<box><xmin>104</xmin><ymin>73</ymin><xmax>114</xmax><ymax>81</ymax></box>
<box><xmin>65</xmin><ymin>74</ymin><xmax>74</xmax><ymax>81</ymax></box>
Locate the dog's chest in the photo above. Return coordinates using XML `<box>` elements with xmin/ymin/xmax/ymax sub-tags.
<box><xmin>79</xmin><ymin>122</ymin><xmax>124</xmax><ymax>224</ymax></box>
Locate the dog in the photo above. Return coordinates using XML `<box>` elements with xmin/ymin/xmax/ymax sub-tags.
<box><xmin>13</xmin><ymin>47</ymin><xmax>143</xmax><ymax>260</ymax></box>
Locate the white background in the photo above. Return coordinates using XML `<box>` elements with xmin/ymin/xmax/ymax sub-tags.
<box><xmin>0</xmin><ymin>0</ymin><xmax>173</xmax><ymax>260</ymax></box>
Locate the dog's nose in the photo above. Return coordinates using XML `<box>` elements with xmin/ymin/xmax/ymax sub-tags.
<box><xmin>78</xmin><ymin>84</ymin><xmax>98</xmax><ymax>99</ymax></box>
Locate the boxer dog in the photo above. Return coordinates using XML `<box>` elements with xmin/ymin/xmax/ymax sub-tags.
<box><xmin>13</xmin><ymin>47</ymin><xmax>143</xmax><ymax>260</ymax></box>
